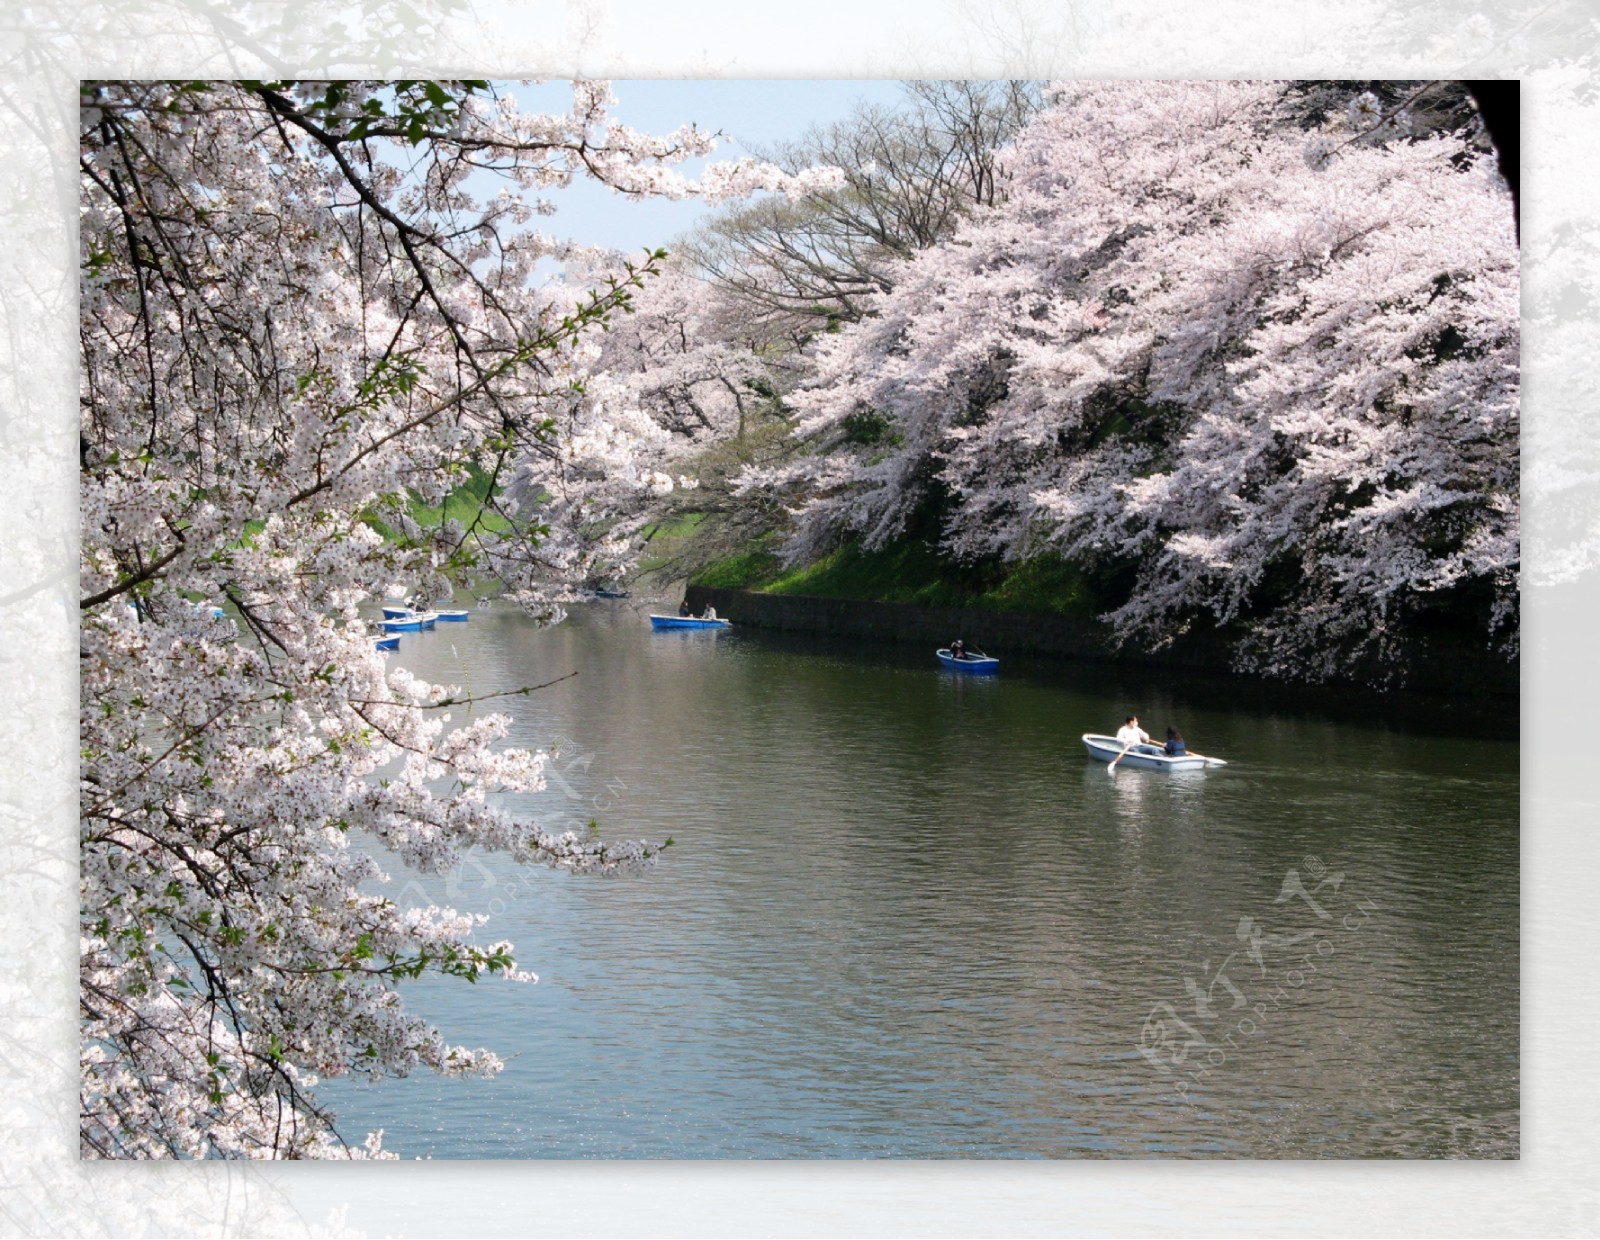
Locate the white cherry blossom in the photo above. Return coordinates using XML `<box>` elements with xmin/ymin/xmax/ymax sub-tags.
<box><xmin>79</xmin><ymin>79</ymin><xmax>821</xmax><ymax>1158</ymax></box>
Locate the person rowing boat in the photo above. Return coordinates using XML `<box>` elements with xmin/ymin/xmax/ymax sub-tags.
<box><xmin>1109</xmin><ymin>715</ymin><xmax>1154</xmax><ymax>772</ymax></box>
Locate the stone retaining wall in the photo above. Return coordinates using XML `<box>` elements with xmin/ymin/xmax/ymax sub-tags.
<box><xmin>683</xmin><ymin>585</ymin><xmax>1518</xmax><ymax>698</ymax></box>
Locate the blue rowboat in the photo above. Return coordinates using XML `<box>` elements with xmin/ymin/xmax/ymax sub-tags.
<box><xmin>650</xmin><ymin>614</ymin><xmax>731</xmax><ymax>630</ymax></box>
<box><xmin>937</xmin><ymin>648</ymin><xmax>999</xmax><ymax>673</ymax></box>
<box><xmin>382</xmin><ymin>612</ymin><xmax>437</xmax><ymax>632</ymax></box>
<box><xmin>1081</xmin><ymin>733</ymin><xmax>1226</xmax><ymax>772</ymax></box>
<box><xmin>386</xmin><ymin>603</ymin><xmax>467</xmax><ymax>622</ymax></box>
<box><xmin>374</xmin><ymin>636</ymin><xmax>400</xmax><ymax>652</ymax></box>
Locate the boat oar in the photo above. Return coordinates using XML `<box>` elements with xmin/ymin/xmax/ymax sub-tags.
<box><xmin>1187</xmin><ymin>751</ymin><xmax>1228</xmax><ymax>767</ymax></box>
<box><xmin>1108</xmin><ymin>743</ymin><xmax>1132</xmax><ymax>774</ymax></box>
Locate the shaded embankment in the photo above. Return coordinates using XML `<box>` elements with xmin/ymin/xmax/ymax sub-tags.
<box><xmin>683</xmin><ymin>585</ymin><xmax>1517</xmax><ymax>699</ymax></box>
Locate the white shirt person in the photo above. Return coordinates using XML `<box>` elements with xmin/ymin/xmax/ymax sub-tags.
<box><xmin>1115</xmin><ymin>717</ymin><xmax>1150</xmax><ymax>750</ymax></box>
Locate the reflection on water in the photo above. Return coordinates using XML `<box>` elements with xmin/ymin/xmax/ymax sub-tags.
<box><xmin>320</xmin><ymin>603</ymin><xmax>1519</xmax><ymax>1159</ymax></box>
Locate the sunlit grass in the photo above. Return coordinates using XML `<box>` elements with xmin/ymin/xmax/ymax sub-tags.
<box><xmin>407</xmin><ymin>487</ymin><xmax>514</xmax><ymax>534</ymax></box>
<box><xmin>695</xmin><ymin>537</ymin><xmax>1103</xmax><ymax>617</ymax></box>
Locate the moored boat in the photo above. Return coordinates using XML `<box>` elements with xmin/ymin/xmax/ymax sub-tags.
<box><xmin>1081</xmin><ymin>732</ymin><xmax>1225</xmax><ymax>771</ymax></box>
<box><xmin>374</xmin><ymin>635</ymin><xmax>400</xmax><ymax>652</ymax></box>
<box><xmin>649</xmin><ymin>614</ymin><xmax>731</xmax><ymax>630</ymax></box>
<box><xmin>381</xmin><ymin>611</ymin><xmax>438</xmax><ymax>632</ymax></box>
<box><xmin>936</xmin><ymin>648</ymin><xmax>999</xmax><ymax>673</ymax></box>
<box><xmin>386</xmin><ymin>602</ymin><xmax>466</xmax><ymax>622</ymax></box>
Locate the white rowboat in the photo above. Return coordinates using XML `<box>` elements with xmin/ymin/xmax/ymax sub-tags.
<box><xmin>1081</xmin><ymin>733</ymin><xmax>1227</xmax><ymax>771</ymax></box>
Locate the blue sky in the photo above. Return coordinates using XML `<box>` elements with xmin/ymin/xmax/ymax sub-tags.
<box><xmin>507</xmin><ymin>79</ymin><xmax>909</xmax><ymax>254</ymax></box>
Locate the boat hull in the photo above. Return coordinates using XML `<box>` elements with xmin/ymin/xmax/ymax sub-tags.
<box><xmin>374</xmin><ymin>636</ymin><xmax>400</xmax><ymax>651</ymax></box>
<box><xmin>381</xmin><ymin>613</ymin><xmax>437</xmax><ymax>632</ymax></box>
<box><xmin>1081</xmin><ymin>733</ymin><xmax>1215</xmax><ymax>771</ymax></box>
<box><xmin>386</xmin><ymin>605</ymin><xmax>466</xmax><ymax>622</ymax></box>
<box><xmin>936</xmin><ymin>649</ymin><xmax>999</xmax><ymax>673</ymax></box>
<box><xmin>650</xmin><ymin>614</ymin><xmax>730</xmax><ymax>630</ymax></box>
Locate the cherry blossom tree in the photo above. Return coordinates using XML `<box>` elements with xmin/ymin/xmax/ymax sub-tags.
<box><xmin>495</xmin><ymin>258</ymin><xmax>797</xmax><ymax>589</ymax></box>
<box><xmin>572</xmin><ymin>82</ymin><xmax>1048</xmax><ymax>579</ymax></box>
<box><xmin>751</xmin><ymin>80</ymin><xmax>1518</xmax><ymax>682</ymax></box>
<box><xmin>78</xmin><ymin>78</ymin><xmax>834</xmax><ymax>1158</ymax></box>
<box><xmin>590</xmin><ymin>260</ymin><xmax>795</xmax><ymax>444</ymax></box>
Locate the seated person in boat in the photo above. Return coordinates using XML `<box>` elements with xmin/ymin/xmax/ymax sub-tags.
<box><xmin>1115</xmin><ymin>716</ymin><xmax>1152</xmax><ymax>752</ymax></box>
<box><xmin>1164</xmin><ymin>726</ymin><xmax>1187</xmax><ymax>756</ymax></box>
<box><xmin>678</xmin><ymin>599</ymin><xmax>692</xmax><ymax>616</ymax></box>
<box><xmin>702</xmin><ymin>604</ymin><xmax>718</xmax><ymax>620</ymax></box>
<box><xmin>950</xmin><ymin>638</ymin><xmax>967</xmax><ymax>660</ymax></box>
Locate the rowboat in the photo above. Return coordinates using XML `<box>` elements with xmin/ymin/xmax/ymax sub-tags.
<box><xmin>936</xmin><ymin>648</ymin><xmax>999</xmax><ymax>673</ymax></box>
<box><xmin>374</xmin><ymin>635</ymin><xmax>400</xmax><ymax>652</ymax></box>
<box><xmin>649</xmin><ymin>614</ymin><xmax>731</xmax><ymax>630</ymax></box>
<box><xmin>381</xmin><ymin>612</ymin><xmax>438</xmax><ymax>632</ymax></box>
<box><xmin>594</xmin><ymin>588</ymin><xmax>630</xmax><ymax>599</ymax></box>
<box><xmin>385</xmin><ymin>603</ymin><xmax>467</xmax><ymax>622</ymax></box>
<box><xmin>1081</xmin><ymin>733</ymin><xmax>1226</xmax><ymax>771</ymax></box>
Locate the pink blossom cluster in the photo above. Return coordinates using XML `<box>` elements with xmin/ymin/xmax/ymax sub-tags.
<box><xmin>753</xmin><ymin>81</ymin><xmax>1518</xmax><ymax>680</ymax></box>
<box><xmin>78</xmin><ymin>79</ymin><xmax>791</xmax><ymax>1158</ymax></box>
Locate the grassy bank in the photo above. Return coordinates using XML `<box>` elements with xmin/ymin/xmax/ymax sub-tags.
<box><xmin>358</xmin><ymin>467</ymin><xmax>514</xmax><ymax>543</ymax></box>
<box><xmin>692</xmin><ymin>537</ymin><xmax>1106</xmax><ymax>618</ymax></box>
